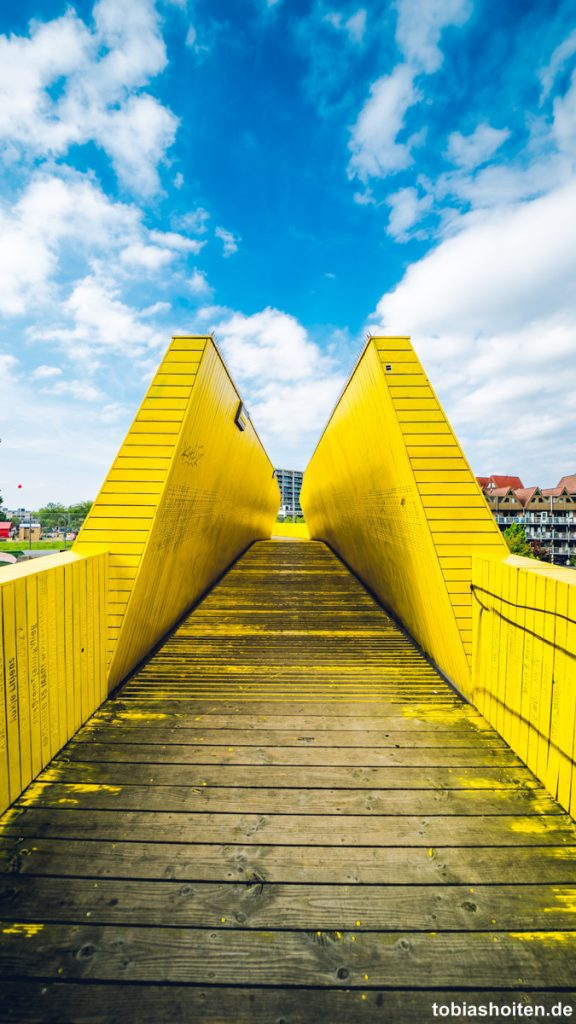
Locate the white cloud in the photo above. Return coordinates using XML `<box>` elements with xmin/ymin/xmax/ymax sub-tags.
<box><xmin>32</xmin><ymin>365</ymin><xmax>63</xmax><ymax>379</ymax></box>
<box><xmin>345</xmin><ymin>9</ymin><xmax>367</xmax><ymax>44</ymax></box>
<box><xmin>121</xmin><ymin>242</ymin><xmax>176</xmax><ymax>270</ymax></box>
<box><xmin>193</xmin><ymin>304</ymin><xmax>230</xmax><ymax>324</ymax></box>
<box><xmin>189</xmin><ymin>269</ymin><xmax>213</xmax><ymax>297</ymax></box>
<box><xmin>0</xmin><ymin>354</ymin><xmax>19</xmax><ymax>377</ymax></box>
<box><xmin>0</xmin><ymin>370</ymin><xmax>135</xmax><ymax>507</ymax></box>
<box><xmin>435</xmin><ymin>155</ymin><xmax>568</xmax><ymax>214</ymax></box>
<box><xmin>324</xmin><ymin>9</ymin><xmax>367</xmax><ymax>45</ymax></box>
<box><xmin>347</xmin><ymin>0</ymin><xmax>473</xmax><ymax>185</ymax></box>
<box><xmin>214</xmin><ymin>308</ymin><xmax>330</xmax><ymax>384</ymax></box>
<box><xmin>552</xmin><ymin>69</ymin><xmax>576</xmax><ymax>160</ymax></box>
<box><xmin>447</xmin><ymin>123</ymin><xmax>511</xmax><ymax>170</ymax></box>
<box><xmin>348</xmin><ymin>66</ymin><xmax>418</xmax><ymax>181</ymax></box>
<box><xmin>121</xmin><ymin>228</ymin><xmax>204</xmax><ymax>269</ymax></box>
<box><xmin>395</xmin><ymin>0</ymin><xmax>472</xmax><ymax>73</ymax></box>
<box><xmin>388</xmin><ymin>23</ymin><xmax>576</xmax><ymax>237</ymax></box>
<box><xmin>176</xmin><ymin>208</ymin><xmax>210</xmax><ymax>234</ymax></box>
<box><xmin>42</xmin><ymin>378</ymin><xmax>103</xmax><ymax>402</ymax></box>
<box><xmin>386</xmin><ymin>185</ymin><xmax>432</xmax><ymax>240</ymax></box>
<box><xmin>30</xmin><ymin>275</ymin><xmax>166</xmax><ymax>359</ymax></box>
<box><xmin>250</xmin><ymin>376</ymin><xmax>347</xmax><ymax>442</ymax></box>
<box><xmin>185</xmin><ymin>24</ymin><xmax>198</xmax><ymax>48</ymax></box>
<box><xmin>0</xmin><ymin>0</ymin><xmax>177</xmax><ymax>194</ymax></box>
<box><xmin>375</xmin><ymin>181</ymin><xmax>576</xmax><ymax>334</ymax></box>
<box><xmin>99</xmin><ymin>401</ymin><xmax>131</xmax><ymax>424</ymax></box>
<box><xmin>215</xmin><ymin>226</ymin><xmax>240</xmax><ymax>257</ymax></box>
<box><xmin>371</xmin><ymin>179</ymin><xmax>576</xmax><ymax>484</ymax></box>
<box><xmin>209</xmin><ymin>307</ymin><xmax>348</xmax><ymax>466</ymax></box>
<box><xmin>93</xmin><ymin>94</ymin><xmax>177</xmax><ymax>196</ymax></box>
<box><xmin>149</xmin><ymin>230</ymin><xmax>204</xmax><ymax>253</ymax></box>
<box><xmin>0</xmin><ymin>14</ymin><xmax>91</xmax><ymax>152</ymax></box>
<box><xmin>539</xmin><ymin>27</ymin><xmax>576</xmax><ymax>102</ymax></box>
<box><xmin>0</xmin><ymin>172</ymin><xmax>201</xmax><ymax>314</ymax></box>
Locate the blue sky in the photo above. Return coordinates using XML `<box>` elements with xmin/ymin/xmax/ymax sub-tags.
<box><xmin>1</xmin><ymin>0</ymin><xmax>575</xmax><ymax>508</ymax></box>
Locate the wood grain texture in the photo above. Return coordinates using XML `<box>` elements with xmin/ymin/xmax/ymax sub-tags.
<box><xmin>1</xmin><ymin>539</ymin><xmax>575</xmax><ymax>1022</ymax></box>
<box><xmin>3</xmin><ymin>985</ymin><xmax>575</xmax><ymax>1024</ymax></box>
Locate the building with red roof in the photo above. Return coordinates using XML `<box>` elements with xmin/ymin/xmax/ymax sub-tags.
<box><xmin>478</xmin><ymin>473</ymin><xmax>576</xmax><ymax>565</ymax></box>
<box><xmin>483</xmin><ymin>475</ymin><xmax>524</xmax><ymax>492</ymax></box>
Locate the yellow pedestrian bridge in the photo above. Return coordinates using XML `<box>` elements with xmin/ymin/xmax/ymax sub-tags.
<box><xmin>0</xmin><ymin>336</ymin><xmax>575</xmax><ymax>1022</ymax></box>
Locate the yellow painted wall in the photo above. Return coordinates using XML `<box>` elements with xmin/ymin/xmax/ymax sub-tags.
<box><xmin>301</xmin><ymin>336</ymin><xmax>507</xmax><ymax>695</ymax></box>
<box><xmin>0</xmin><ymin>551</ymin><xmax>108</xmax><ymax>815</ymax></box>
<box><xmin>472</xmin><ymin>553</ymin><xmax>576</xmax><ymax>817</ymax></box>
<box><xmin>273</xmin><ymin>522</ymin><xmax>310</xmax><ymax>540</ymax></box>
<box><xmin>75</xmin><ymin>336</ymin><xmax>279</xmax><ymax>689</ymax></box>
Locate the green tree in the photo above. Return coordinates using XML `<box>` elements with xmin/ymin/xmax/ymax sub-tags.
<box><xmin>503</xmin><ymin>522</ymin><xmax>534</xmax><ymax>558</ymax></box>
<box><xmin>35</xmin><ymin>502</ymin><xmax>67</xmax><ymax>529</ymax></box>
<box><xmin>68</xmin><ymin>500</ymin><xmax>92</xmax><ymax>524</ymax></box>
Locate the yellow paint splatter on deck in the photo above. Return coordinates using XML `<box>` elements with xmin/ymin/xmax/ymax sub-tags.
<box><xmin>65</xmin><ymin>784</ymin><xmax>122</xmax><ymax>795</ymax></box>
<box><xmin>0</xmin><ymin>809</ymin><xmax>19</xmax><ymax>831</ymax></box>
<box><xmin>510</xmin><ymin>819</ymin><xmax>561</xmax><ymax>837</ymax></box>
<box><xmin>545</xmin><ymin>891</ymin><xmax>576</xmax><ymax>914</ymax></box>
<box><xmin>116</xmin><ymin>711</ymin><xmax>168</xmax><ymax>722</ymax></box>
<box><xmin>2</xmin><ymin>923</ymin><xmax>44</xmax><ymax>938</ymax></box>
<box><xmin>455</xmin><ymin>776</ymin><xmax>507</xmax><ymax>790</ymax></box>
<box><xmin>402</xmin><ymin>708</ymin><xmax>469</xmax><ymax>723</ymax></box>
<box><xmin>510</xmin><ymin>932</ymin><xmax>575</xmax><ymax>944</ymax></box>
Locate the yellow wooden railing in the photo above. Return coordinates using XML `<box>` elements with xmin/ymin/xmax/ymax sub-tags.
<box><xmin>272</xmin><ymin>522</ymin><xmax>310</xmax><ymax>539</ymax></box>
<box><xmin>1</xmin><ymin>332</ymin><xmax>574</xmax><ymax>826</ymax></box>
<box><xmin>472</xmin><ymin>553</ymin><xmax>576</xmax><ymax>817</ymax></box>
<box><xmin>0</xmin><ymin>551</ymin><xmax>108</xmax><ymax>815</ymax></box>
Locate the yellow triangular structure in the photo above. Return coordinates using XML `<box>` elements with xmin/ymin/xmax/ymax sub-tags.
<box><xmin>301</xmin><ymin>336</ymin><xmax>507</xmax><ymax>695</ymax></box>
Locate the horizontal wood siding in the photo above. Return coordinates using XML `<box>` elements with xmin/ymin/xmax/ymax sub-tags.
<box><xmin>301</xmin><ymin>337</ymin><xmax>507</xmax><ymax>697</ymax></box>
<box><xmin>74</xmin><ymin>336</ymin><xmax>280</xmax><ymax>689</ymax></box>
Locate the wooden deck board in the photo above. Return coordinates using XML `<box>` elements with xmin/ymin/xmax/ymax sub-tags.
<box><xmin>2</xmin><ymin>984</ymin><xmax>575</xmax><ymax>1024</ymax></box>
<box><xmin>1</xmin><ymin>539</ymin><xmax>575</xmax><ymax>1020</ymax></box>
<box><xmin>38</xmin><ymin>760</ymin><xmax>542</xmax><ymax>789</ymax></box>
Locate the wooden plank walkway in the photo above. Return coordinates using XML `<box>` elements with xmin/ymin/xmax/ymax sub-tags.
<box><xmin>1</xmin><ymin>539</ymin><xmax>575</xmax><ymax>1022</ymax></box>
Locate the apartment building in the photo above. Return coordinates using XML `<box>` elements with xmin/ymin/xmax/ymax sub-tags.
<box><xmin>275</xmin><ymin>468</ymin><xmax>304</xmax><ymax>518</ymax></box>
<box><xmin>478</xmin><ymin>473</ymin><xmax>576</xmax><ymax>565</ymax></box>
